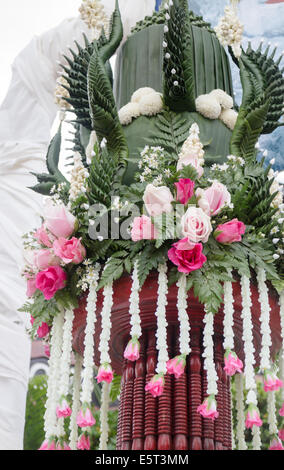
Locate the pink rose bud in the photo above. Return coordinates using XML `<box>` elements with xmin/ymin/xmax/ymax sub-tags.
<box><xmin>43</xmin><ymin>200</ymin><xmax>77</xmax><ymax>239</ymax></box>
<box><xmin>96</xmin><ymin>363</ymin><xmax>114</xmax><ymax>384</ymax></box>
<box><xmin>76</xmin><ymin>406</ymin><xmax>96</xmax><ymax>428</ymax></box>
<box><xmin>145</xmin><ymin>374</ymin><xmax>165</xmax><ymax>397</ymax></box>
<box><xmin>215</xmin><ymin>218</ymin><xmax>246</xmax><ymax>244</ymax></box>
<box><xmin>166</xmin><ymin>355</ymin><xmax>186</xmax><ymax>379</ymax></box>
<box><xmin>168</xmin><ymin>241</ymin><xmax>207</xmax><ymax>274</ymax></box>
<box><xmin>53</xmin><ymin>237</ymin><xmax>86</xmax><ymax>265</ymax></box>
<box><xmin>131</xmin><ymin>215</ymin><xmax>157</xmax><ymax>242</ymax></box>
<box><xmin>124</xmin><ymin>338</ymin><xmax>141</xmax><ymax>361</ymax></box>
<box><xmin>197</xmin><ymin>395</ymin><xmax>219</xmax><ymax>421</ymax></box>
<box><xmin>56</xmin><ymin>398</ymin><xmax>72</xmax><ymax>419</ymax></box>
<box><xmin>143</xmin><ymin>184</ymin><xmax>174</xmax><ymax>217</ymax></box>
<box><xmin>34</xmin><ymin>224</ymin><xmax>55</xmax><ymax>248</ymax></box>
<box><xmin>35</xmin><ymin>265</ymin><xmax>67</xmax><ymax>300</ymax></box>
<box><xmin>30</xmin><ymin>316</ymin><xmax>50</xmax><ymax>339</ymax></box>
<box><xmin>279</xmin><ymin>403</ymin><xmax>284</xmax><ymax>417</ymax></box>
<box><xmin>224</xmin><ymin>350</ymin><xmax>243</xmax><ymax>376</ymax></box>
<box><xmin>77</xmin><ymin>433</ymin><xmax>91</xmax><ymax>450</ymax></box>
<box><xmin>33</xmin><ymin>249</ymin><xmax>61</xmax><ymax>270</ymax></box>
<box><xmin>278</xmin><ymin>429</ymin><xmax>284</xmax><ymax>441</ymax></box>
<box><xmin>269</xmin><ymin>436</ymin><xmax>284</xmax><ymax>451</ymax></box>
<box><xmin>196</xmin><ymin>181</ymin><xmax>231</xmax><ymax>216</ymax></box>
<box><xmin>264</xmin><ymin>370</ymin><xmax>283</xmax><ymax>392</ymax></box>
<box><xmin>174</xmin><ymin>178</ymin><xmax>195</xmax><ymax>205</ymax></box>
<box><xmin>245</xmin><ymin>404</ymin><xmax>262</xmax><ymax>429</ymax></box>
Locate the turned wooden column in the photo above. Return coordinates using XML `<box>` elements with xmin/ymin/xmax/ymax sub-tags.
<box><xmin>72</xmin><ymin>272</ymin><xmax>282</xmax><ymax>451</ymax></box>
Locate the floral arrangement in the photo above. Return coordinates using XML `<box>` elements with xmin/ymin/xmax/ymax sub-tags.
<box><xmin>19</xmin><ymin>0</ymin><xmax>284</xmax><ymax>451</ymax></box>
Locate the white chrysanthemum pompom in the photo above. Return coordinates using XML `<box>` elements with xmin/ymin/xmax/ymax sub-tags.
<box><xmin>138</xmin><ymin>92</ymin><xmax>163</xmax><ymax>117</ymax></box>
<box><xmin>209</xmin><ymin>89</ymin><xmax>234</xmax><ymax>110</ymax></box>
<box><xmin>220</xmin><ymin>108</ymin><xmax>238</xmax><ymax>130</ymax></box>
<box><xmin>131</xmin><ymin>87</ymin><xmax>157</xmax><ymax>104</ymax></box>
<box><xmin>118</xmin><ymin>102</ymin><xmax>141</xmax><ymax>126</ymax></box>
<box><xmin>195</xmin><ymin>94</ymin><xmax>221</xmax><ymax>120</ymax></box>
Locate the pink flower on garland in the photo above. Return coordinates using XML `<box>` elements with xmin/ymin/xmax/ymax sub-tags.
<box><xmin>224</xmin><ymin>350</ymin><xmax>243</xmax><ymax>377</ymax></box>
<box><xmin>131</xmin><ymin>215</ymin><xmax>157</xmax><ymax>242</ymax></box>
<box><xmin>96</xmin><ymin>363</ymin><xmax>114</xmax><ymax>384</ymax></box>
<box><xmin>168</xmin><ymin>240</ymin><xmax>207</xmax><ymax>274</ymax></box>
<box><xmin>279</xmin><ymin>429</ymin><xmax>284</xmax><ymax>441</ymax></box>
<box><xmin>269</xmin><ymin>436</ymin><xmax>284</xmax><ymax>450</ymax></box>
<box><xmin>30</xmin><ymin>316</ymin><xmax>50</xmax><ymax>339</ymax></box>
<box><xmin>215</xmin><ymin>218</ymin><xmax>246</xmax><ymax>244</ymax></box>
<box><xmin>175</xmin><ymin>178</ymin><xmax>195</xmax><ymax>205</ymax></box>
<box><xmin>124</xmin><ymin>338</ymin><xmax>141</xmax><ymax>362</ymax></box>
<box><xmin>53</xmin><ymin>237</ymin><xmax>86</xmax><ymax>265</ymax></box>
<box><xmin>263</xmin><ymin>369</ymin><xmax>283</xmax><ymax>392</ymax></box>
<box><xmin>56</xmin><ymin>398</ymin><xmax>72</xmax><ymax>419</ymax></box>
<box><xmin>76</xmin><ymin>406</ymin><xmax>96</xmax><ymax>428</ymax></box>
<box><xmin>145</xmin><ymin>374</ymin><xmax>165</xmax><ymax>397</ymax></box>
<box><xmin>56</xmin><ymin>441</ymin><xmax>71</xmax><ymax>450</ymax></box>
<box><xmin>280</xmin><ymin>403</ymin><xmax>284</xmax><ymax>417</ymax></box>
<box><xmin>77</xmin><ymin>433</ymin><xmax>91</xmax><ymax>450</ymax></box>
<box><xmin>35</xmin><ymin>265</ymin><xmax>67</xmax><ymax>300</ymax></box>
<box><xmin>245</xmin><ymin>404</ymin><xmax>262</xmax><ymax>429</ymax></box>
<box><xmin>38</xmin><ymin>439</ymin><xmax>56</xmax><ymax>450</ymax></box>
<box><xmin>166</xmin><ymin>355</ymin><xmax>186</xmax><ymax>379</ymax></box>
<box><xmin>197</xmin><ymin>395</ymin><xmax>219</xmax><ymax>421</ymax></box>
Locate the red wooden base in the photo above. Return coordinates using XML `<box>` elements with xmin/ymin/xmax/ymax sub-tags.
<box><xmin>72</xmin><ymin>272</ymin><xmax>281</xmax><ymax>451</ymax></box>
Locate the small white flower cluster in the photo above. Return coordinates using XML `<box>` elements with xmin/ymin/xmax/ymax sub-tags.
<box><xmin>118</xmin><ymin>87</ymin><xmax>163</xmax><ymax>126</ymax></box>
<box><xmin>235</xmin><ymin>373</ymin><xmax>247</xmax><ymax>450</ymax></box>
<box><xmin>223</xmin><ymin>273</ymin><xmax>235</xmax><ymax>351</ymax></box>
<box><xmin>195</xmin><ymin>89</ymin><xmax>238</xmax><ymax>130</ymax></box>
<box><xmin>256</xmin><ymin>268</ymin><xmax>272</xmax><ymax>371</ymax></box>
<box><xmin>215</xmin><ymin>1</ymin><xmax>244</xmax><ymax>59</ymax></box>
<box><xmin>155</xmin><ymin>264</ymin><xmax>169</xmax><ymax>375</ymax></box>
<box><xmin>203</xmin><ymin>309</ymin><xmax>218</xmax><ymax>396</ymax></box>
<box><xmin>138</xmin><ymin>146</ymin><xmax>165</xmax><ymax>184</ymax></box>
<box><xmin>69</xmin><ymin>354</ymin><xmax>83</xmax><ymax>450</ymax></box>
<box><xmin>50</xmin><ymin>182</ymin><xmax>69</xmax><ymax>205</ymax></box>
<box><xmin>177</xmin><ymin>123</ymin><xmax>205</xmax><ymax>177</ymax></box>
<box><xmin>177</xmin><ymin>274</ymin><xmax>191</xmax><ymax>356</ymax></box>
<box><xmin>69</xmin><ymin>152</ymin><xmax>89</xmax><ymax>203</ymax></box>
<box><xmin>99</xmin><ymin>382</ymin><xmax>110</xmax><ymax>450</ymax></box>
<box><xmin>98</xmin><ymin>282</ymin><xmax>114</xmax><ymax>365</ymax></box>
<box><xmin>81</xmin><ymin>265</ymin><xmax>100</xmax><ymax>404</ymax></box>
<box><xmin>129</xmin><ymin>260</ymin><xmax>142</xmax><ymax>339</ymax></box>
<box><xmin>86</xmin><ymin>130</ymin><xmax>97</xmax><ymax>165</ymax></box>
<box><xmin>54</xmin><ymin>75</ymin><xmax>72</xmax><ymax>112</ymax></box>
<box><xmin>268</xmin><ymin>169</ymin><xmax>284</xmax><ymax>210</ymax></box>
<box><xmin>79</xmin><ymin>0</ymin><xmax>109</xmax><ymax>39</ymax></box>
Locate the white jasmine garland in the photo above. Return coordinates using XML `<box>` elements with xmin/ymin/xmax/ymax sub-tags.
<box><xmin>58</xmin><ymin>309</ymin><xmax>75</xmax><ymax>399</ymax></box>
<box><xmin>99</xmin><ymin>382</ymin><xmax>110</xmax><ymax>450</ymax></box>
<box><xmin>129</xmin><ymin>260</ymin><xmax>142</xmax><ymax>339</ymax></box>
<box><xmin>235</xmin><ymin>373</ymin><xmax>247</xmax><ymax>450</ymax></box>
<box><xmin>223</xmin><ymin>273</ymin><xmax>235</xmax><ymax>351</ymax></box>
<box><xmin>267</xmin><ymin>390</ymin><xmax>278</xmax><ymax>435</ymax></box>
<box><xmin>252</xmin><ymin>425</ymin><xmax>262</xmax><ymax>451</ymax></box>
<box><xmin>279</xmin><ymin>291</ymin><xmax>284</xmax><ymax>370</ymax></box>
<box><xmin>98</xmin><ymin>282</ymin><xmax>114</xmax><ymax>365</ymax></box>
<box><xmin>240</xmin><ymin>275</ymin><xmax>257</xmax><ymax>394</ymax></box>
<box><xmin>155</xmin><ymin>264</ymin><xmax>169</xmax><ymax>375</ymax></box>
<box><xmin>69</xmin><ymin>354</ymin><xmax>83</xmax><ymax>450</ymax></box>
<box><xmin>202</xmin><ymin>309</ymin><xmax>218</xmax><ymax>396</ymax></box>
<box><xmin>80</xmin><ymin>265</ymin><xmax>100</xmax><ymax>404</ymax></box>
<box><xmin>256</xmin><ymin>268</ymin><xmax>272</xmax><ymax>371</ymax></box>
<box><xmin>177</xmin><ymin>274</ymin><xmax>191</xmax><ymax>356</ymax></box>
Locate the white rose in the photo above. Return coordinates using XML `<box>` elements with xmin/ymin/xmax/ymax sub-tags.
<box><xmin>181</xmin><ymin>206</ymin><xmax>213</xmax><ymax>243</ymax></box>
<box><xmin>143</xmin><ymin>184</ymin><xmax>174</xmax><ymax>217</ymax></box>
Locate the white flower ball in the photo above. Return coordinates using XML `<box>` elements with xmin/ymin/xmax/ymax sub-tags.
<box><xmin>220</xmin><ymin>108</ymin><xmax>238</xmax><ymax>130</ymax></box>
<box><xmin>118</xmin><ymin>102</ymin><xmax>141</xmax><ymax>126</ymax></box>
<box><xmin>138</xmin><ymin>92</ymin><xmax>163</xmax><ymax>116</ymax></box>
<box><xmin>195</xmin><ymin>94</ymin><xmax>221</xmax><ymax>120</ymax></box>
<box><xmin>131</xmin><ymin>87</ymin><xmax>157</xmax><ymax>104</ymax></box>
<box><xmin>209</xmin><ymin>89</ymin><xmax>234</xmax><ymax>110</ymax></box>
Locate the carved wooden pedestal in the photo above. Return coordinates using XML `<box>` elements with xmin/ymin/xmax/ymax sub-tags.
<box><xmin>72</xmin><ymin>272</ymin><xmax>281</xmax><ymax>451</ymax></box>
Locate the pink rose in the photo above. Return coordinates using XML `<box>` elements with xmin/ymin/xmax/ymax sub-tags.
<box><xmin>197</xmin><ymin>395</ymin><xmax>219</xmax><ymax>420</ymax></box>
<box><xmin>34</xmin><ymin>224</ymin><xmax>55</xmax><ymax>248</ymax></box>
<box><xmin>269</xmin><ymin>437</ymin><xmax>284</xmax><ymax>451</ymax></box>
<box><xmin>56</xmin><ymin>398</ymin><xmax>72</xmax><ymax>419</ymax></box>
<box><xmin>26</xmin><ymin>278</ymin><xmax>37</xmax><ymax>298</ymax></box>
<box><xmin>263</xmin><ymin>370</ymin><xmax>283</xmax><ymax>392</ymax></box>
<box><xmin>166</xmin><ymin>355</ymin><xmax>186</xmax><ymax>379</ymax></box>
<box><xmin>35</xmin><ymin>265</ymin><xmax>67</xmax><ymax>300</ymax></box>
<box><xmin>215</xmin><ymin>218</ymin><xmax>246</xmax><ymax>244</ymax></box>
<box><xmin>96</xmin><ymin>363</ymin><xmax>114</xmax><ymax>384</ymax></box>
<box><xmin>30</xmin><ymin>316</ymin><xmax>50</xmax><ymax>338</ymax></box>
<box><xmin>145</xmin><ymin>374</ymin><xmax>165</xmax><ymax>397</ymax></box>
<box><xmin>224</xmin><ymin>350</ymin><xmax>243</xmax><ymax>376</ymax></box>
<box><xmin>181</xmin><ymin>206</ymin><xmax>212</xmax><ymax>243</ymax></box>
<box><xmin>175</xmin><ymin>178</ymin><xmax>195</xmax><ymax>205</ymax></box>
<box><xmin>196</xmin><ymin>181</ymin><xmax>231</xmax><ymax>216</ymax></box>
<box><xmin>124</xmin><ymin>338</ymin><xmax>141</xmax><ymax>362</ymax></box>
<box><xmin>279</xmin><ymin>429</ymin><xmax>284</xmax><ymax>441</ymax></box>
<box><xmin>168</xmin><ymin>241</ymin><xmax>207</xmax><ymax>274</ymax></box>
<box><xmin>279</xmin><ymin>403</ymin><xmax>284</xmax><ymax>417</ymax></box>
<box><xmin>177</xmin><ymin>155</ymin><xmax>204</xmax><ymax>178</ymax></box>
<box><xmin>77</xmin><ymin>433</ymin><xmax>91</xmax><ymax>451</ymax></box>
<box><xmin>77</xmin><ymin>407</ymin><xmax>96</xmax><ymax>428</ymax></box>
<box><xmin>245</xmin><ymin>404</ymin><xmax>262</xmax><ymax>429</ymax></box>
<box><xmin>53</xmin><ymin>237</ymin><xmax>86</xmax><ymax>265</ymax></box>
<box><xmin>143</xmin><ymin>184</ymin><xmax>174</xmax><ymax>217</ymax></box>
<box><xmin>43</xmin><ymin>200</ymin><xmax>76</xmax><ymax>239</ymax></box>
<box><xmin>131</xmin><ymin>215</ymin><xmax>157</xmax><ymax>242</ymax></box>
<box><xmin>33</xmin><ymin>249</ymin><xmax>61</xmax><ymax>270</ymax></box>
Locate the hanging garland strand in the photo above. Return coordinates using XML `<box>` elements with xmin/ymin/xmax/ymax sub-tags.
<box><xmin>99</xmin><ymin>382</ymin><xmax>111</xmax><ymax>450</ymax></box>
<box><xmin>124</xmin><ymin>260</ymin><xmax>142</xmax><ymax>362</ymax></box>
<box><xmin>96</xmin><ymin>280</ymin><xmax>114</xmax><ymax>384</ymax></box>
<box><xmin>69</xmin><ymin>353</ymin><xmax>83</xmax><ymax>450</ymax></box>
<box><xmin>256</xmin><ymin>268</ymin><xmax>272</xmax><ymax>371</ymax></box>
<box><xmin>235</xmin><ymin>373</ymin><xmax>247</xmax><ymax>450</ymax></box>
